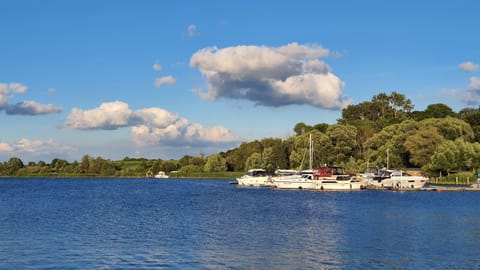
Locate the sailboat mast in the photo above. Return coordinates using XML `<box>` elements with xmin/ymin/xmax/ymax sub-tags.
<box><xmin>309</xmin><ymin>133</ymin><xmax>313</xmax><ymax>171</ymax></box>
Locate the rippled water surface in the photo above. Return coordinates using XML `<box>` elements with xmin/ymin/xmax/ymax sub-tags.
<box><xmin>1</xmin><ymin>178</ymin><xmax>480</xmax><ymax>269</ymax></box>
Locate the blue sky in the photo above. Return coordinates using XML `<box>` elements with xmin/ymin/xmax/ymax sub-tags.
<box><xmin>1</xmin><ymin>0</ymin><xmax>480</xmax><ymax>162</ymax></box>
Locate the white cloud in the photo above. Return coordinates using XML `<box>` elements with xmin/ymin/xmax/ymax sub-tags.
<box><xmin>152</xmin><ymin>63</ymin><xmax>162</xmax><ymax>72</ymax></box>
<box><xmin>0</xmin><ymin>141</ymin><xmax>14</xmax><ymax>152</ymax></box>
<box><xmin>154</xmin><ymin>75</ymin><xmax>176</xmax><ymax>88</ymax></box>
<box><xmin>64</xmin><ymin>101</ymin><xmax>133</xmax><ymax>130</ymax></box>
<box><xmin>0</xmin><ymin>82</ymin><xmax>62</xmax><ymax>115</ymax></box>
<box><xmin>132</xmin><ymin>108</ymin><xmax>179</xmax><ymax>128</ymax></box>
<box><xmin>64</xmin><ymin>101</ymin><xmax>239</xmax><ymax>147</ymax></box>
<box><xmin>0</xmin><ymin>138</ymin><xmax>74</xmax><ymax>155</ymax></box>
<box><xmin>6</xmin><ymin>101</ymin><xmax>62</xmax><ymax>115</ymax></box>
<box><xmin>459</xmin><ymin>61</ymin><xmax>479</xmax><ymax>72</ymax></box>
<box><xmin>190</xmin><ymin>43</ymin><xmax>350</xmax><ymax>109</ymax></box>
<box><xmin>187</xmin><ymin>24</ymin><xmax>198</xmax><ymax>37</ymax></box>
<box><xmin>9</xmin><ymin>82</ymin><xmax>28</xmax><ymax>93</ymax></box>
<box><xmin>0</xmin><ymin>82</ymin><xmax>29</xmax><ymax>108</ymax></box>
<box><xmin>469</xmin><ymin>76</ymin><xmax>480</xmax><ymax>90</ymax></box>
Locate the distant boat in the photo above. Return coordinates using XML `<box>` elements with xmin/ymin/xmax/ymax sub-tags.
<box><xmin>154</xmin><ymin>171</ymin><xmax>169</xmax><ymax>178</ymax></box>
<box><xmin>236</xmin><ymin>169</ymin><xmax>270</xmax><ymax>186</ymax></box>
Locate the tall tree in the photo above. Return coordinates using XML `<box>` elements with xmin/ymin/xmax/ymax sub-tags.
<box><xmin>326</xmin><ymin>124</ymin><xmax>358</xmax><ymax>164</ymax></box>
<box><xmin>364</xmin><ymin>120</ymin><xmax>419</xmax><ymax>168</ymax></box>
<box><xmin>404</xmin><ymin>127</ymin><xmax>445</xmax><ymax>167</ymax></box>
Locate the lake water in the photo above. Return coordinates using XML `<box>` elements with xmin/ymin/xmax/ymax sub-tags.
<box><xmin>1</xmin><ymin>178</ymin><xmax>480</xmax><ymax>269</ymax></box>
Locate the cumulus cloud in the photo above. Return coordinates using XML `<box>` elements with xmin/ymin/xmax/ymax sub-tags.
<box><xmin>64</xmin><ymin>101</ymin><xmax>133</xmax><ymax>130</ymax></box>
<box><xmin>152</xmin><ymin>63</ymin><xmax>162</xmax><ymax>72</ymax></box>
<box><xmin>459</xmin><ymin>61</ymin><xmax>479</xmax><ymax>72</ymax></box>
<box><xmin>0</xmin><ymin>138</ymin><xmax>74</xmax><ymax>155</ymax></box>
<box><xmin>64</xmin><ymin>101</ymin><xmax>239</xmax><ymax>147</ymax></box>
<box><xmin>154</xmin><ymin>76</ymin><xmax>176</xmax><ymax>88</ymax></box>
<box><xmin>0</xmin><ymin>82</ymin><xmax>62</xmax><ymax>115</ymax></box>
<box><xmin>0</xmin><ymin>141</ymin><xmax>14</xmax><ymax>152</ymax></box>
<box><xmin>469</xmin><ymin>76</ymin><xmax>480</xmax><ymax>90</ymax></box>
<box><xmin>187</xmin><ymin>24</ymin><xmax>198</xmax><ymax>37</ymax></box>
<box><xmin>0</xmin><ymin>82</ymin><xmax>29</xmax><ymax>108</ymax></box>
<box><xmin>6</xmin><ymin>101</ymin><xmax>62</xmax><ymax>115</ymax></box>
<box><xmin>190</xmin><ymin>43</ymin><xmax>350</xmax><ymax>109</ymax></box>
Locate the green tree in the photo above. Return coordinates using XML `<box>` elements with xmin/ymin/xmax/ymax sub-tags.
<box><xmin>261</xmin><ymin>147</ymin><xmax>276</xmax><ymax>172</ymax></box>
<box><xmin>204</xmin><ymin>154</ymin><xmax>227</xmax><ymax>172</ymax></box>
<box><xmin>413</xmin><ymin>103</ymin><xmax>456</xmax><ymax>120</ymax></box>
<box><xmin>5</xmin><ymin>157</ymin><xmax>24</xmax><ymax>175</ymax></box>
<box><xmin>293</xmin><ymin>122</ymin><xmax>312</xmax><ymax>136</ymax></box>
<box><xmin>326</xmin><ymin>124</ymin><xmax>358</xmax><ymax>164</ymax></box>
<box><xmin>421</xmin><ymin>117</ymin><xmax>474</xmax><ymax>141</ymax></box>
<box><xmin>80</xmin><ymin>155</ymin><xmax>91</xmax><ymax>173</ymax></box>
<box><xmin>458</xmin><ymin>107</ymin><xmax>480</xmax><ymax>142</ymax></box>
<box><xmin>225</xmin><ymin>140</ymin><xmax>263</xmax><ymax>171</ymax></box>
<box><xmin>404</xmin><ymin>127</ymin><xmax>445</xmax><ymax>167</ymax></box>
<box><xmin>289</xmin><ymin>130</ymin><xmax>333</xmax><ymax>169</ymax></box>
<box><xmin>426</xmin><ymin>140</ymin><xmax>459</xmax><ymax>173</ymax></box>
<box><xmin>364</xmin><ymin>120</ymin><xmax>419</xmax><ymax>168</ymax></box>
<box><xmin>245</xmin><ymin>152</ymin><xmax>262</xmax><ymax>170</ymax></box>
<box><xmin>260</xmin><ymin>138</ymin><xmax>288</xmax><ymax>170</ymax></box>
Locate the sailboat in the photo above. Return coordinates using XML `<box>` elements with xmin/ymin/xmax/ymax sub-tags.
<box><xmin>272</xmin><ymin>134</ymin><xmax>314</xmax><ymax>189</ymax></box>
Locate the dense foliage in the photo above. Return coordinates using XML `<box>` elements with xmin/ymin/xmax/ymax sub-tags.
<box><xmin>1</xmin><ymin>91</ymin><xmax>480</xmax><ymax>178</ymax></box>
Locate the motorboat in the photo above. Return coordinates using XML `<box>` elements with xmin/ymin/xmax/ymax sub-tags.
<box><xmin>236</xmin><ymin>169</ymin><xmax>270</xmax><ymax>186</ymax></box>
<box><xmin>272</xmin><ymin>170</ymin><xmax>314</xmax><ymax>189</ymax></box>
<box><xmin>311</xmin><ymin>166</ymin><xmax>363</xmax><ymax>191</ymax></box>
<box><xmin>368</xmin><ymin>169</ymin><xmax>427</xmax><ymax>189</ymax></box>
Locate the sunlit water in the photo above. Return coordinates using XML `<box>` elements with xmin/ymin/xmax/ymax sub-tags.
<box><xmin>1</xmin><ymin>178</ymin><xmax>480</xmax><ymax>269</ymax></box>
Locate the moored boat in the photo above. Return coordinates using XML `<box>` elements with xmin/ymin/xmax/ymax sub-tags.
<box><xmin>311</xmin><ymin>166</ymin><xmax>363</xmax><ymax>191</ymax></box>
<box><xmin>367</xmin><ymin>169</ymin><xmax>427</xmax><ymax>189</ymax></box>
<box><xmin>272</xmin><ymin>170</ymin><xmax>314</xmax><ymax>189</ymax></box>
<box><xmin>236</xmin><ymin>169</ymin><xmax>270</xmax><ymax>186</ymax></box>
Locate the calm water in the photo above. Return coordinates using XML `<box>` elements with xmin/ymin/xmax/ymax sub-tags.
<box><xmin>1</xmin><ymin>178</ymin><xmax>480</xmax><ymax>269</ymax></box>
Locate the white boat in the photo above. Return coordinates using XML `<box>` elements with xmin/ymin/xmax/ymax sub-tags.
<box><xmin>236</xmin><ymin>169</ymin><xmax>270</xmax><ymax>186</ymax></box>
<box><xmin>311</xmin><ymin>166</ymin><xmax>363</xmax><ymax>191</ymax></box>
<box><xmin>367</xmin><ymin>169</ymin><xmax>427</xmax><ymax>189</ymax></box>
<box><xmin>272</xmin><ymin>170</ymin><xmax>314</xmax><ymax>189</ymax></box>
<box><xmin>154</xmin><ymin>171</ymin><xmax>169</xmax><ymax>178</ymax></box>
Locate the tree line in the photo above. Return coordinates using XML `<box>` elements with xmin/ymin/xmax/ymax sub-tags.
<box><xmin>1</xmin><ymin>91</ymin><xmax>480</xmax><ymax>177</ymax></box>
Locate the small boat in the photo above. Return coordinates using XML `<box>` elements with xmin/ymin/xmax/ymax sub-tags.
<box><xmin>154</xmin><ymin>171</ymin><xmax>169</xmax><ymax>178</ymax></box>
<box><xmin>236</xmin><ymin>169</ymin><xmax>270</xmax><ymax>187</ymax></box>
